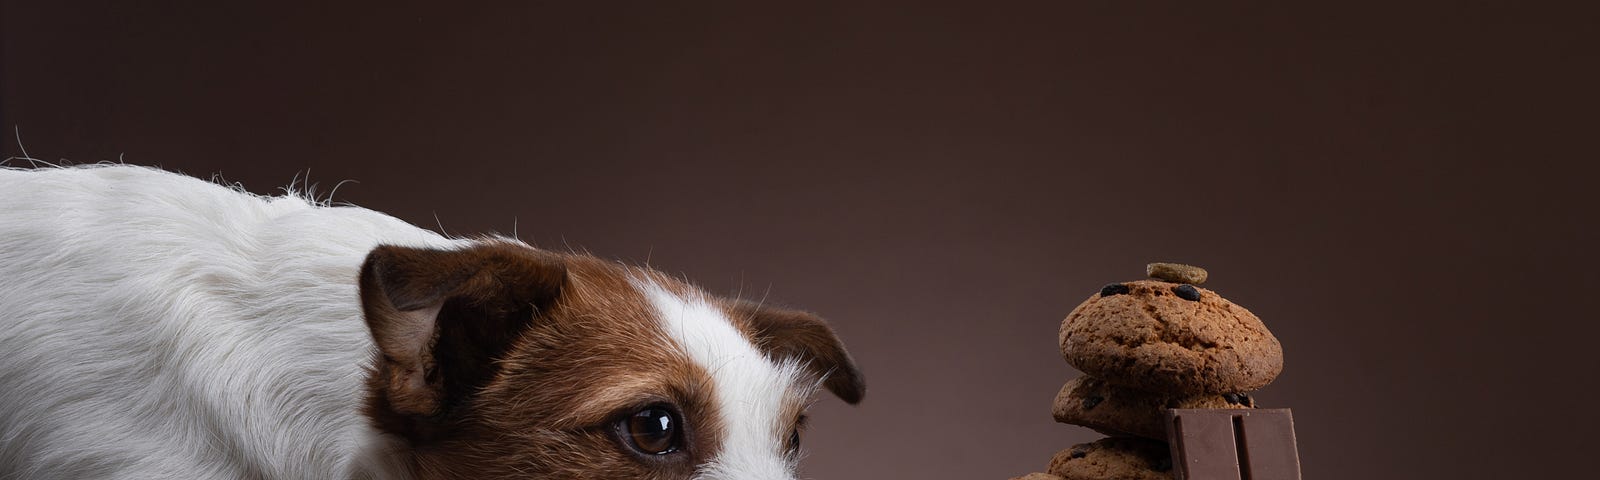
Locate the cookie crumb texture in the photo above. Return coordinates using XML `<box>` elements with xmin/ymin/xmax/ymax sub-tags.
<box><xmin>1048</xmin><ymin>437</ymin><xmax>1173</xmax><ymax>480</ymax></box>
<box><xmin>1058</xmin><ymin>280</ymin><xmax>1283</xmax><ymax>395</ymax></box>
<box><xmin>1052</xmin><ymin>376</ymin><xmax>1251</xmax><ymax>440</ymax></box>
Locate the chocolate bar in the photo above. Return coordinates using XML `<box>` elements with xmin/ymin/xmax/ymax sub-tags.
<box><xmin>1166</xmin><ymin>408</ymin><xmax>1301</xmax><ymax>480</ymax></box>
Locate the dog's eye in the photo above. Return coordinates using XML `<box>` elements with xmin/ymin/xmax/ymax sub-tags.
<box><xmin>622</xmin><ymin>406</ymin><xmax>681</xmax><ymax>455</ymax></box>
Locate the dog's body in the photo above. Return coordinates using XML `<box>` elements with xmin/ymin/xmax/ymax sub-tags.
<box><xmin>0</xmin><ymin>165</ymin><xmax>862</xmax><ymax>479</ymax></box>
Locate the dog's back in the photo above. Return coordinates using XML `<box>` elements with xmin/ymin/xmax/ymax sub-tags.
<box><xmin>0</xmin><ymin>165</ymin><xmax>453</xmax><ymax>478</ymax></box>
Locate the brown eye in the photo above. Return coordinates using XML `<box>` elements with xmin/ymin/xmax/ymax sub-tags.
<box><xmin>622</xmin><ymin>406</ymin><xmax>681</xmax><ymax>455</ymax></box>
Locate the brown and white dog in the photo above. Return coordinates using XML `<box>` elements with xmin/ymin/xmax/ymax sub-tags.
<box><xmin>0</xmin><ymin>165</ymin><xmax>863</xmax><ymax>479</ymax></box>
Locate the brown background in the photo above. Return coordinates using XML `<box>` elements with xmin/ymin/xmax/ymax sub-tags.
<box><xmin>4</xmin><ymin>1</ymin><xmax>1597</xmax><ymax>478</ymax></box>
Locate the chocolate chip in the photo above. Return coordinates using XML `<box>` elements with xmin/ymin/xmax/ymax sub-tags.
<box><xmin>1165</xmin><ymin>399</ymin><xmax>1182</xmax><ymax>409</ymax></box>
<box><xmin>1172</xmin><ymin>284</ymin><xmax>1201</xmax><ymax>301</ymax></box>
<box><xmin>1069</xmin><ymin>449</ymin><xmax>1088</xmax><ymax>459</ymax></box>
<box><xmin>1082</xmin><ymin>395</ymin><xmax>1103</xmax><ymax>410</ymax></box>
<box><xmin>1223</xmin><ymin>393</ymin><xmax>1243</xmax><ymax>405</ymax></box>
<box><xmin>1100</xmin><ymin>283</ymin><xmax>1130</xmax><ymax>297</ymax></box>
<box><xmin>1242</xmin><ymin>393</ymin><xmax>1255</xmax><ymax>407</ymax></box>
<box><xmin>1151</xmin><ymin>456</ymin><xmax>1173</xmax><ymax>472</ymax></box>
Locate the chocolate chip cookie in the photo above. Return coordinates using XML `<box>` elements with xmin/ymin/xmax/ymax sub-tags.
<box><xmin>1047</xmin><ymin>437</ymin><xmax>1173</xmax><ymax>480</ymax></box>
<box><xmin>1058</xmin><ymin>280</ymin><xmax>1283</xmax><ymax>394</ymax></box>
<box><xmin>1052</xmin><ymin>376</ymin><xmax>1252</xmax><ymax>440</ymax></box>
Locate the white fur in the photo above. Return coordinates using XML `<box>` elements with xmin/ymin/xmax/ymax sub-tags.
<box><xmin>0</xmin><ymin>165</ymin><xmax>462</xmax><ymax>479</ymax></box>
<box><xmin>638</xmin><ymin>283</ymin><xmax>810</xmax><ymax>480</ymax></box>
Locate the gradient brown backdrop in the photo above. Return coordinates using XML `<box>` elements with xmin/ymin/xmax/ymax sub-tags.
<box><xmin>4</xmin><ymin>2</ymin><xmax>1597</xmax><ymax>478</ymax></box>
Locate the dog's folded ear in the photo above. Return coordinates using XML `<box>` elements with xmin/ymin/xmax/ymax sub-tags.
<box><xmin>358</xmin><ymin>242</ymin><xmax>566</xmax><ymax>439</ymax></box>
<box><xmin>735</xmin><ymin>303</ymin><xmax>866</xmax><ymax>405</ymax></box>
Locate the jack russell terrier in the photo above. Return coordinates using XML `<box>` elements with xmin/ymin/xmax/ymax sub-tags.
<box><xmin>0</xmin><ymin>165</ymin><xmax>864</xmax><ymax>479</ymax></box>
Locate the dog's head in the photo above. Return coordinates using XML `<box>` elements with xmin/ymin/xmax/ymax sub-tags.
<box><xmin>357</xmin><ymin>241</ymin><xmax>864</xmax><ymax>479</ymax></box>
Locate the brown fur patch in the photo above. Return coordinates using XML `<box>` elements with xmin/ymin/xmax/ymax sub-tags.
<box><xmin>724</xmin><ymin>300</ymin><xmax>867</xmax><ymax>405</ymax></box>
<box><xmin>360</xmin><ymin>242</ymin><xmax>842</xmax><ymax>479</ymax></box>
<box><xmin>359</xmin><ymin>241</ymin><xmax>566</xmax><ymax>442</ymax></box>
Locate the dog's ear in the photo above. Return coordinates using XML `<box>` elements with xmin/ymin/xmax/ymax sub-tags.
<box><xmin>735</xmin><ymin>303</ymin><xmax>865</xmax><ymax>404</ymax></box>
<box><xmin>358</xmin><ymin>243</ymin><xmax>566</xmax><ymax>439</ymax></box>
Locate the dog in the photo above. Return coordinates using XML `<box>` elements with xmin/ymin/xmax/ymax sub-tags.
<box><xmin>0</xmin><ymin>165</ymin><xmax>864</xmax><ymax>479</ymax></box>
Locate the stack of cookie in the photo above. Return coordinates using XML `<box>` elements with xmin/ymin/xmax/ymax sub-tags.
<box><xmin>1012</xmin><ymin>264</ymin><xmax>1284</xmax><ymax>480</ymax></box>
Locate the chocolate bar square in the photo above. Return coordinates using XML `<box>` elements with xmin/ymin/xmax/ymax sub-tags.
<box><xmin>1165</xmin><ymin>408</ymin><xmax>1301</xmax><ymax>480</ymax></box>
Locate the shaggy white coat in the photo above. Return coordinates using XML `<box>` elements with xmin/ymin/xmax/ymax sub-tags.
<box><xmin>0</xmin><ymin>165</ymin><xmax>457</xmax><ymax>479</ymax></box>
